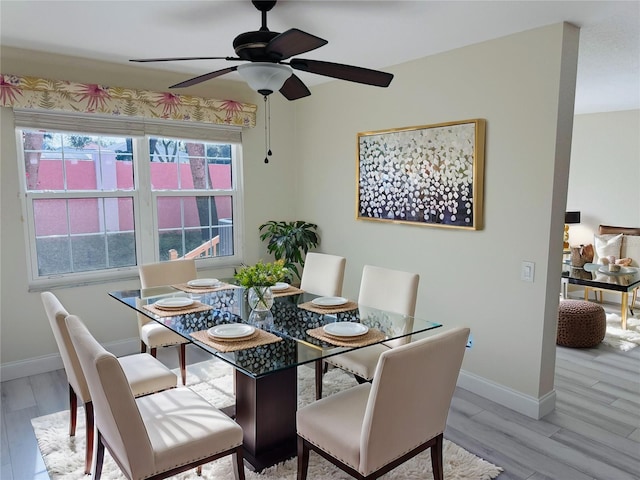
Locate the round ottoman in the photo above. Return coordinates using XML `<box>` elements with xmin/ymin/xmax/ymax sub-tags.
<box><xmin>557</xmin><ymin>300</ymin><xmax>606</xmax><ymax>348</ymax></box>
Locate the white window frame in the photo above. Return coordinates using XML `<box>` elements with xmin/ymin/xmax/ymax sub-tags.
<box><xmin>14</xmin><ymin>110</ymin><xmax>245</xmax><ymax>290</ymax></box>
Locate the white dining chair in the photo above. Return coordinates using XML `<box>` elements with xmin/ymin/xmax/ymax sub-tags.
<box><xmin>299</xmin><ymin>252</ymin><xmax>346</xmax><ymax>297</ymax></box>
<box><xmin>298</xmin><ymin>252</ymin><xmax>347</xmax><ymax>399</ymax></box>
<box><xmin>317</xmin><ymin>264</ymin><xmax>419</xmax><ymax>399</ymax></box>
<box><xmin>297</xmin><ymin>327</ymin><xmax>470</xmax><ymax>480</ymax></box>
<box><xmin>66</xmin><ymin>314</ymin><xmax>245</xmax><ymax>480</ymax></box>
<box><xmin>138</xmin><ymin>259</ymin><xmax>197</xmax><ymax>385</ymax></box>
<box><xmin>41</xmin><ymin>291</ymin><xmax>177</xmax><ymax>474</ymax></box>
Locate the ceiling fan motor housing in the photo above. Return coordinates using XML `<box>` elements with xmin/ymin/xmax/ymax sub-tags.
<box><xmin>233</xmin><ymin>30</ymin><xmax>281</xmax><ymax>61</ymax></box>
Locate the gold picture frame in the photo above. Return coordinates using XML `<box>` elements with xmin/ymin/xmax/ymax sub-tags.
<box><xmin>356</xmin><ymin>119</ymin><xmax>486</xmax><ymax>230</ymax></box>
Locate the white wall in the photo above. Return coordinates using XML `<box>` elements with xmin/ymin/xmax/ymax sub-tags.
<box><xmin>564</xmin><ymin>109</ymin><xmax>640</xmax><ymax>301</ymax></box>
<box><xmin>567</xmin><ymin>110</ymin><xmax>640</xmax><ymax>246</ymax></box>
<box><xmin>1</xmin><ymin>23</ymin><xmax>580</xmax><ymax>418</ymax></box>
<box><xmin>293</xmin><ymin>23</ymin><xmax>579</xmax><ymax>417</ymax></box>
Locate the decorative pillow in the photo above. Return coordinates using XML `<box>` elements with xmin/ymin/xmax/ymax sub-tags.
<box><xmin>621</xmin><ymin>235</ymin><xmax>640</xmax><ymax>267</ymax></box>
<box><xmin>593</xmin><ymin>233</ymin><xmax>623</xmax><ymax>264</ymax></box>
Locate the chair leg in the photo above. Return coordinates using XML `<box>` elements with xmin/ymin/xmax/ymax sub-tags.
<box><xmin>196</xmin><ymin>465</ymin><xmax>202</xmax><ymax>476</ymax></box>
<box><xmin>140</xmin><ymin>340</ymin><xmax>147</xmax><ymax>353</ymax></box>
<box><xmin>297</xmin><ymin>436</ymin><xmax>310</xmax><ymax>480</ymax></box>
<box><xmin>430</xmin><ymin>433</ymin><xmax>444</xmax><ymax>480</ymax></box>
<box><xmin>93</xmin><ymin>429</ymin><xmax>105</xmax><ymax>480</ymax></box>
<box><xmin>68</xmin><ymin>384</ymin><xmax>77</xmax><ymax>437</ymax></box>
<box><xmin>232</xmin><ymin>447</ymin><xmax>246</xmax><ymax>480</ymax></box>
<box><xmin>84</xmin><ymin>401</ymin><xmax>94</xmax><ymax>475</ymax></box>
<box><xmin>179</xmin><ymin>343</ymin><xmax>187</xmax><ymax>385</ymax></box>
<box><xmin>150</xmin><ymin>347</ymin><xmax>157</xmax><ymax>357</ymax></box>
<box><xmin>315</xmin><ymin>359</ymin><xmax>323</xmax><ymax>400</ymax></box>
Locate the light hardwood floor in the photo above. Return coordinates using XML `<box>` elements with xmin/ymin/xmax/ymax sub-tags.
<box><xmin>2</xmin><ymin>307</ymin><xmax>639</xmax><ymax>480</ymax></box>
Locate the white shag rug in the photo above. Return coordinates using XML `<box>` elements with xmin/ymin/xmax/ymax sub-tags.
<box><xmin>602</xmin><ymin>313</ymin><xmax>640</xmax><ymax>351</ymax></box>
<box><xmin>32</xmin><ymin>360</ymin><xmax>502</xmax><ymax>480</ymax></box>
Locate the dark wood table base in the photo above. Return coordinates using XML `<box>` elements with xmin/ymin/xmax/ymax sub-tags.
<box><xmin>234</xmin><ymin>368</ymin><xmax>298</xmax><ymax>471</ymax></box>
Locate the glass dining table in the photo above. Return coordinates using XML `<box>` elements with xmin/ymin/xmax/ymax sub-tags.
<box><xmin>109</xmin><ymin>282</ymin><xmax>442</xmax><ymax>471</ymax></box>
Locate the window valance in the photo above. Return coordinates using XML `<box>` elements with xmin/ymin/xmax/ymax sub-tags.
<box><xmin>0</xmin><ymin>73</ymin><xmax>256</xmax><ymax>128</ymax></box>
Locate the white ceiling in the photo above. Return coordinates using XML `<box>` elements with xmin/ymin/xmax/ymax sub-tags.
<box><xmin>1</xmin><ymin>0</ymin><xmax>638</xmax><ymax>114</ymax></box>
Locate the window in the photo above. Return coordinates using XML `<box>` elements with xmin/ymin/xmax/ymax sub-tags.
<box><xmin>15</xmin><ymin>111</ymin><xmax>243</xmax><ymax>288</ymax></box>
<box><xmin>148</xmin><ymin>136</ymin><xmax>235</xmax><ymax>261</ymax></box>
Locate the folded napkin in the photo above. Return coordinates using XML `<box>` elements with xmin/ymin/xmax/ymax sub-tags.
<box><xmin>298</xmin><ymin>300</ymin><xmax>358</xmax><ymax>314</ymax></box>
<box><xmin>172</xmin><ymin>282</ymin><xmax>241</xmax><ymax>294</ymax></box>
<box><xmin>190</xmin><ymin>328</ymin><xmax>282</xmax><ymax>353</ymax></box>
<box><xmin>306</xmin><ymin>326</ymin><xmax>386</xmax><ymax>347</ymax></box>
<box><xmin>142</xmin><ymin>302</ymin><xmax>213</xmax><ymax>317</ymax></box>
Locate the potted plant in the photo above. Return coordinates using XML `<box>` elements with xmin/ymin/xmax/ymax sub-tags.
<box><xmin>258</xmin><ymin>220</ymin><xmax>319</xmax><ymax>283</ymax></box>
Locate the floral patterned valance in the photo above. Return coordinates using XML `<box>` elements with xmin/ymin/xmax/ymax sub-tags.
<box><xmin>0</xmin><ymin>73</ymin><xmax>256</xmax><ymax>128</ymax></box>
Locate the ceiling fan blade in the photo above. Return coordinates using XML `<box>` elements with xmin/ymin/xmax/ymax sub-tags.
<box><xmin>130</xmin><ymin>56</ymin><xmax>237</xmax><ymax>63</ymax></box>
<box><xmin>169</xmin><ymin>66</ymin><xmax>238</xmax><ymax>89</ymax></box>
<box><xmin>266</xmin><ymin>28</ymin><xmax>328</xmax><ymax>60</ymax></box>
<box><xmin>290</xmin><ymin>59</ymin><xmax>393</xmax><ymax>87</ymax></box>
<box><xmin>279</xmin><ymin>74</ymin><xmax>311</xmax><ymax>100</ymax></box>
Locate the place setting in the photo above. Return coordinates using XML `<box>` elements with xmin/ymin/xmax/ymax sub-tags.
<box><xmin>270</xmin><ymin>281</ymin><xmax>304</xmax><ymax>297</ymax></box>
<box><xmin>172</xmin><ymin>278</ymin><xmax>241</xmax><ymax>293</ymax></box>
<box><xmin>298</xmin><ymin>295</ymin><xmax>358</xmax><ymax>314</ymax></box>
<box><xmin>307</xmin><ymin>321</ymin><xmax>386</xmax><ymax>347</ymax></box>
<box><xmin>190</xmin><ymin>322</ymin><xmax>283</xmax><ymax>353</ymax></box>
<box><xmin>142</xmin><ymin>295</ymin><xmax>214</xmax><ymax>317</ymax></box>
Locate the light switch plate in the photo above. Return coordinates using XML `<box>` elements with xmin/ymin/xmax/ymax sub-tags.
<box><xmin>521</xmin><ymin>261</ymin><xmax>535</xmax><ymax>282</ymax></box>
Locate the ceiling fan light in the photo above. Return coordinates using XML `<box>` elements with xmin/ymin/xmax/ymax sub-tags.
<box><xmin>237</xmin><ymin>62</ymin><xmax>292</xmax><ymax>96</ymax></box>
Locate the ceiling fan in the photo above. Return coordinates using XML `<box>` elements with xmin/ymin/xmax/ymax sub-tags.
<box><xmin>130</xmin><ymin>0</ymin><xmax>394</xmax><ymax>100</ymax></box>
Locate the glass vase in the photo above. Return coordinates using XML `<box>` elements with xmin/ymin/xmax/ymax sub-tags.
<box><xmin>247</xmin><ymin>286</ymin><xmax>274</xmax><ymax>311</ymax></box>
<box><xmin>247</xmin><ymin>286</ymin><xmax>274</xmax><ymax>329</ymax></box>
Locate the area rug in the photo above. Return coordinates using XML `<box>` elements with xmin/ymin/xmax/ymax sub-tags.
<box><xmin>32</xmin><ymin>361</ymin><xmax>502</xmax><ymax>480</ymax></box>
<box><xmin>602</xmin><ymin>313</ymin><xmax>640</xmax><ymax>351</ymax></box>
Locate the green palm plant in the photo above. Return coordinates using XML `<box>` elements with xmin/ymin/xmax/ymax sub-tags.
<box><xmin>258</xmin><ymin>220</ymin><xmax>319</xmax><ymax>283</ymax></box>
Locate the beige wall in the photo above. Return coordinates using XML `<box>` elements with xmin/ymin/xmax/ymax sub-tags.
<box><xmin>0</xmin><ymin>46</ymin><xmax>298</xmax><ymax>369</ymax></box>
<box><xmin>293</xmin><ymin>23</ymin><xmax>578</xmax><ymax>416</ymax></box>
<box><xmin>1</xmin><ymin>23</ymin><xmax>580</xmax><ymax>418</ymax></box>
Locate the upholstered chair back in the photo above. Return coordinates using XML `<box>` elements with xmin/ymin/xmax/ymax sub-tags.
<box><xmin>66</xmin><ymin>315</ymin><xmax>153</xmax><ymax>478</ymax></box>
<box><xmin>137</xmin><ymin>259</ymin><xmax>197</xmax><ymax>327</ymax></box>
<box><xmin>41</xmin><ymin>292</ymin><xmax>90</xmax><ymax>403</ymax></box>
<box><xmin>299</xmin><ymin>252</ymin><xmax>346</xmax><ymax>297</ymax></box>
<box><xmin>358</xmin><ymin>265</ymin><xmax>418</xmax><ymax>316</ymax></box>
<box><xmin>358</xmin><ymin>265</ymin><xmax>419</xmax><ymax>348</ymax></box>
<box><xmin>359</xmin><ymin>327</ymin><xmax>470</xmax><ymax>474</ymax></box>
<box><xmin>139</xmin><ymin>258</ymin><xmax>197</xmax><ymax>288</ymax></box>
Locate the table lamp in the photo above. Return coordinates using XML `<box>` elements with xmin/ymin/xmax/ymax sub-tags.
<box><xmin>563</xmin><ymin>211</ymin><xmax>581</xmax><ymax>249</ymax></box>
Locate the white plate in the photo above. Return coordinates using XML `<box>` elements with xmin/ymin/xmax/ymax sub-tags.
<box><xmin>323</xmin><ymin>322</ymin><xmax>369</xmax><ymax>337</ymax></box>
<box><xmin>154</xmin><ymin>297</ymin><xmax>194</xmax><ymax>309</ymax></box>
<box><xmin>207</xmin><ymin>323</ymin><xmax>256</xmax><ymax>340</ymax></box>
<box><xmin>311</xmin><ymin>296</ymin><xmax>348</xmax><ymax>307</ymax></box>
<box><xmin>187</xmin><ymin>278</ymin><xmax>220</xmax><ymax>287</ymax></box>
<box><xmin>598</xmin><ymin>266</ymin><xmax>637</xmax><ymax>276</ymax></box>
<box><xmin>270</xmin><ymin>282</ymin><xmax>290</xmax><ymax>291</ymax></box>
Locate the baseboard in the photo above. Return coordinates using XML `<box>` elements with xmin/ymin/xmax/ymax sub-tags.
<box><xmin>0</xmin><ymin>337</ymin><xmax>140</xmax><ymax>382</ymax></box>
<box><xmin>458</xmin><ymin>369</ymin><xmax>556</xmax><ymax>419</ymax></box>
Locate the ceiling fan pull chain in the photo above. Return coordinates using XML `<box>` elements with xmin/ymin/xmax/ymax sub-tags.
<box><xmin>264</xmin><ymin>95</ymin><xmax>269</xmax><ymax>163</ymax></box>
<box><xmin>267</xmin><ymin>95</ymin><xmax>273</xmax><ymax>158</ymax></box>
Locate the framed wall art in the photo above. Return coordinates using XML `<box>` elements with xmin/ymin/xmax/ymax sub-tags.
<box><xmin>356</xmin><ymin>119</ymin><xmax>486</xmax><ymax>230</ymax></box>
